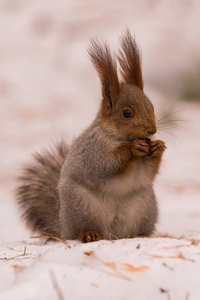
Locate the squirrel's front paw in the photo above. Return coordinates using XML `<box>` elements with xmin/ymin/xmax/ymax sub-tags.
<box><xmin>77</xmin><ymin>230</ymin><xmax>103</xmax><ymax>243</ymax></box>
<box><xmin>148</xmin><ymin>140</ymin><xmax>166</xmax><ymax>157</ymax></box>
<box><xmin>132</xmin><ymin>139</ymin><xmax>150</xmax><ymax>157</ymax></box>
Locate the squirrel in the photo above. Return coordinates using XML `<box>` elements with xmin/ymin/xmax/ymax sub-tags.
<box><xmin>16</xmin><ymin>30</ymin><xmax>166</xmax><ymax>243</ymax></box>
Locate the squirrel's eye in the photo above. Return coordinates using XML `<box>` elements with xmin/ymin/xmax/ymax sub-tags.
<box><xmin>123</xmin><ymin>109</ymin><xmax>132</xmax><ymax>118</ymax></box>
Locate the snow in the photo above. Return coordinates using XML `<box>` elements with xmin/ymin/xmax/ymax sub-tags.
<box><xmin>0</xmin><ymin>236</ymin><xmax>200</xmax><ymax>300</ymax></box>
<box><xmin>1</xmin><ymin>1</ymin><xmax>200</xmax><ymax>299</ymax></box>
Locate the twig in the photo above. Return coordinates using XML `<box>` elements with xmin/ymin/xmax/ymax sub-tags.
<box><xmin>163</xmin><ymin>244</ymin><xmax>190</xmax><ymax>249</ymax></box>
<box><xmin>154</xmin><ymin>234</ymin><xmax>179</xmax><ymax>239</ymax></box>
<box><xmin>39</xmin><ymin>231</ymin><xmax>59</xmax><ymax>237</ymax></box>
<box><xmin>49</xmin><ymin>269</ymin><xmax>65</xmax><ymax>300</ymax></box>
<box><xmin>162</xmin><ymin>262</ymin><xmax>174</xmax><ymax>271</ymax></box>
<box><xmin>147</xmin><ymin>253</ymin><xmax>194</xmax><ymax>262</ymax></box>
<box><xmin>30</xmin><ymin>235</ymin><xmax>68</xmax><ymax>245</ymax></box>
<box><xmin>160</xmin><ymin>288</ymin><xmax>171</xmax><ymax>300</ymax></box>
<box><xmin>0</xmin><ymin>247</ymin><xmax>31</xmax><ymax>261</ymax></box>
<box><xmin>109</xmin><ymin>233</ymin><xmax>119</xmax><ymax>240</ymax></box>
<box><xmin>132</xmin><ymin>234</ymin><xmax>179</xmax><ymax>239</ymax></box>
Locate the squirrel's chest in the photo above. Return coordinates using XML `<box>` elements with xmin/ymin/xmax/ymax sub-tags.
<box><xmin>102</xmin><ymin>160</ymin><xmax>152</xmax><ymax>197</ymax></box>
<box><xmin>89</xmin><ymin>188</ymin><xmax>152</xmax><ymax>239</ymax></box>
<box><xmin>85</xmin><ymin>161</ymin><xmax>154</xmax><ymax>238</ymax></box>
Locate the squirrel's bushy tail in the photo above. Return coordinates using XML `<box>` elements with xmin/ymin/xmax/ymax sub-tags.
<box><xmin>16</xmin><ymin>142</ymin><xmax>68</xmax><ymax>236</ymax></box>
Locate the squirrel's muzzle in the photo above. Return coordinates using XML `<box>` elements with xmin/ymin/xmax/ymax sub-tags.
<box><xmin>147</xmin><ymin>125</ymin><xmax>157</xmax><ymax>135</ymax></box>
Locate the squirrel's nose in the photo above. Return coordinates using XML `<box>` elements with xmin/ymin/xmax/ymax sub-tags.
<box><xmin>147</xmin><ymin>126</ymin><xmax>157</xmax><ymax>135</ymax></box>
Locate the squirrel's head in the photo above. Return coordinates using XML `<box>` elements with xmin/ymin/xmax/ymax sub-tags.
<box><xmin>88</xmin><ymin>30</ymin><xmax>156</xmax><ymax>142</ymax></box>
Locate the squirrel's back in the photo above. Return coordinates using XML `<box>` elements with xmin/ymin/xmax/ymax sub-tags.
<box><xmin>16</xmin><ymin>142</ymin><xmax>68</xmax><ymax>236</ymax></box>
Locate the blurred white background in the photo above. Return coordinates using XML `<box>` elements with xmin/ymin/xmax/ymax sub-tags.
<box><xmin>0</xmin><ymin>0</ymin><xmax>200</xmax><ymax>241</ymax></box>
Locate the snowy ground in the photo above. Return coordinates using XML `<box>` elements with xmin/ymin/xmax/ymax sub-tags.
<box><xmin>1</xmin><ymin>1</ymin><xmax>200</xmax><ymax>299</ymax></box>
<box><xmin>0</xmin><ymin>235</ymin><xmax>200</xmax><ymax>300</ymax></box>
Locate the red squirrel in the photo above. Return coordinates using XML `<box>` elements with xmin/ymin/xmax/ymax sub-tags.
<box><xmin>16</xmin><ymin>30</ymin><xmax>165</xmax><ymax>243</ymax></box>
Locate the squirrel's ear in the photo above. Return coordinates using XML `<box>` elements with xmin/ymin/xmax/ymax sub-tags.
<box><xmin>88</xmin><ymin>39</ymin><xmax>120</xmax><ymax>110</ymax></box>
<box><xmin>118</xmin><ymin>30</ymin><xmax>143</xmax><ymax>90</ymax></box>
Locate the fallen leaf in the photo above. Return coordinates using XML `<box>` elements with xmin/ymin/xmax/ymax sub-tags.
<box><xmin>82</xmin><ymin>262</ymin><xmax>132</xmax><ymax>281</ymax></box>
<box><xmin>12</xmin><ymin>264</ymin><xmax>21</xmax><ymax>269</ymax></box>
<box><xmin>12</xmin><ymin>264</ymin><xmax>26</xmax><ymax>270</ymax></box>
<box><xmin>191</xmin><ymin>239</ymin><xmax>199</xmax><ymax>245</ymax></box>
<box><xmin>91</xmin><ymin>282</ymin><xmax>98</xmax><ymax>287</ymax></box>
<box><xmin>83</xmin><ymin>251</ymin><xmax>95</xmax><ymax>256</ymax></box>
<box><xmin>105</xmin><ymin>262</ymin><xmax>117</xmax><ymax>270</ymax></box>
<box><xmin>121</xmin><ymin>263</ymin><xmax>150</xmax><ymax>272</ymax></box>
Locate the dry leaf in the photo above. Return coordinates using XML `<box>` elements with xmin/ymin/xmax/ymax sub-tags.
<box><xmin>105</xmin><ymin>262</ymin><xmax>117</xmax><ymax>270</ymax></box>
<box><xmin>12</xmin><ymin>264</ymin><xmax>26</xmax><ymax>270</ymax></box>
<box><xmin>91</xmin><ymin>282</ymin><xmax>98</xmax><ymax>287</ymax></box>
<box><xmin>82</xmin><ymin>262</ymin><xmax>132</xmax><ymax>281</ymax></box>
<box><xmin>12</xmin><ymin>264</ymin><xmax>21</xmax><ymax>269</ymax></box>
<box><xmin>121</xmin><ymin>263</ymin><xmax>150</xmax><ymax>272</ymax></box>
<box><xmin>83</xmin><ymin>251</ymin><xmax>95</xmax><ymax>256</ymax></box>
<box><xmin>191</xmin><ymin>239</ymin><xmax>199</xmax><ymax>245</ymax></box>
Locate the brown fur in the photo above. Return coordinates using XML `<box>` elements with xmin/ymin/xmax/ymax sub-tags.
<box><xmin>16</xmin><ymin>142</ymin><xmax>68</xmax><ymax>236</ymax></box>
<box><xmin>88</xmin><ymin>39</ymin><xmax>120</xmax><ymax>114</ymax></box>
<box><xmin>16</xmin><ymin>31</ymin><xmax>166</xmax><ymax>242</ymax></box>
<box><xmin>118</xmin><ymin>29</ymin><xmax>143</xmax><ymax>89</ymax></box>
<box><xmin>100</xmin><ymin>83</ymin><xmax>156</xmax><ymax>143</ymax></box>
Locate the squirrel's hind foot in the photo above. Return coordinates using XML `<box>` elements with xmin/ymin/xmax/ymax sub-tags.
<box><xmin>77</xmin><ymin>231</ymin><xmax>103</xmax><ymax>243</ymax></box>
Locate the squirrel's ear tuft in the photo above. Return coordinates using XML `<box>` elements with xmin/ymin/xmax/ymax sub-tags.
<box><xmin>88</xmin><ymin>39</ymin><xmax>120</xmax><ymax>110</ymax></box>
<box><xmin>118</xmin><ymin>29</ymin><xmax>143</xmax><ymax>90</ymax></box>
